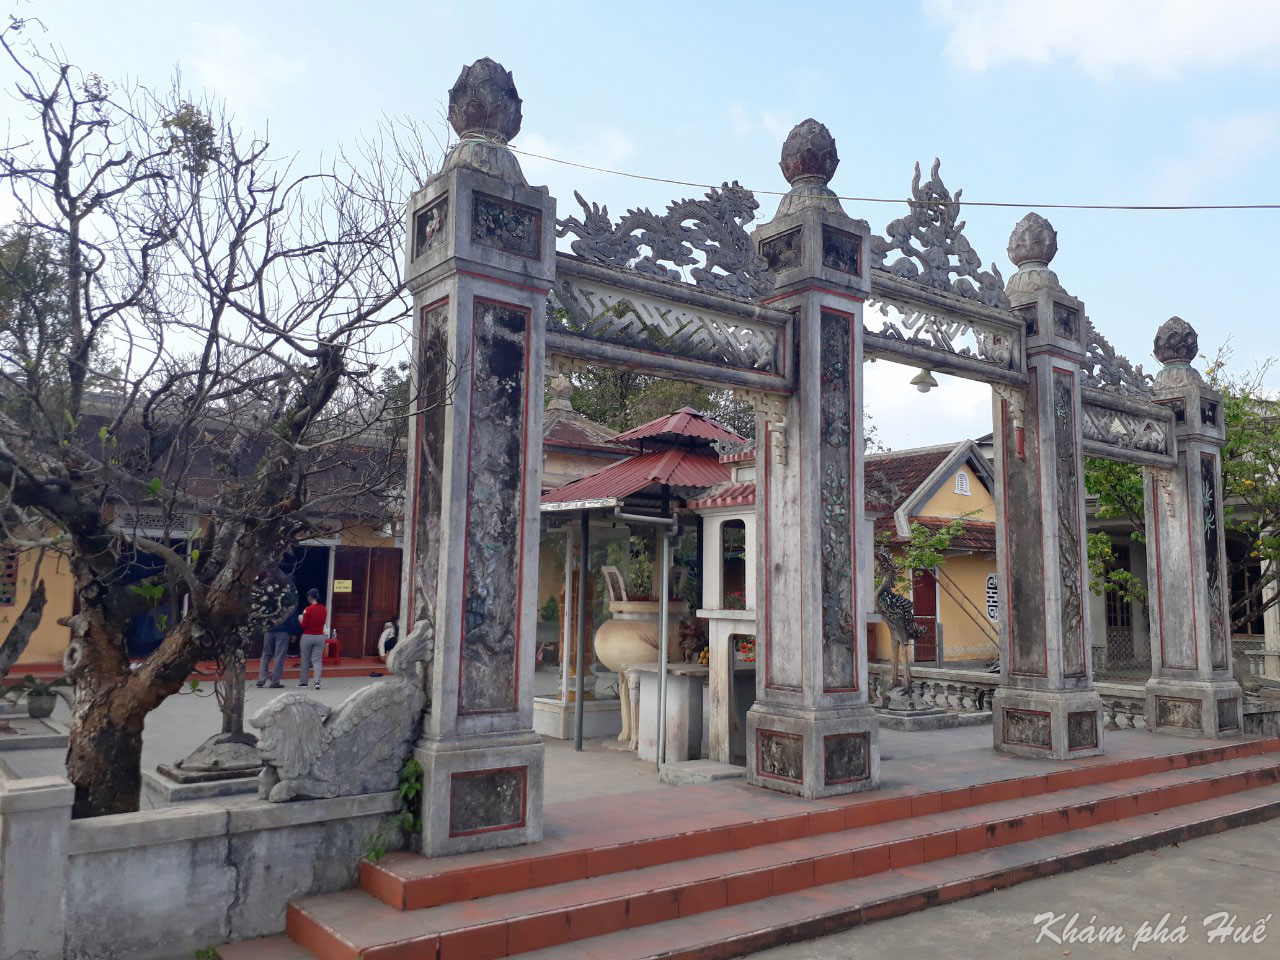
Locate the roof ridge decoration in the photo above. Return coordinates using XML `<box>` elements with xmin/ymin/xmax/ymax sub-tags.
<box><xmin>1082</xmin><ymin>317</ymin><xmax>1154</xmax><ymax>398</ymax></box>
<box><xmin>555</xmin><ymin>182</ymin><xmax>775</xmax><ymax>300</ymax></box>
<box><xmin>868</xmin><ymin>159</ymin><xmax>1010</xmax><ymax>310</ymax></box>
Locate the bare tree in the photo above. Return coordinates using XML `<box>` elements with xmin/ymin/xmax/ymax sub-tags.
<box><xmin>0</xmin><ymin>18</ymin><xmax>435</xmax><ymax>816</ymax></box>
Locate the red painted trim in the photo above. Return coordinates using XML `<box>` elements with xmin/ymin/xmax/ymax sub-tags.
<box><xmin>762</xmin><ymin>284</ymin><xmax>866</xmax><ymax>305</ymax></box>
<box><xmin>1184</xmin><ymin>457</ymin><xmax>1200</xmax><ymax>671</ymax></box>
<box><xmin>755</xmin><ymin>728</ymin><xmax>804</xmax><ymax>784</ymax></box>
<box><xmin>1051</xmin><ymin>365</ymin><xmax>1088</xmax><ymax>679</ymax></box>
<box><xmin>1151</xmin><ymin>488</ymin><xmax>1169</xmax><ymax>669</ymax></box>
<box><xmin>457</xmin><ymin>296</ymin><xmax>530</xmax><ymax>717</ymax></box>
<box><xmin>447</xmin><ymin>765</ymin><xmax>528</xmax><ymax>837</ymax></box>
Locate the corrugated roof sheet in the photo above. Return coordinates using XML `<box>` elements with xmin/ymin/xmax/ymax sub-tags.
<box><xmin>541</xmin><ymin>448</ymin><xmax>730</xmax><ymax>505</ymax></box>
<box><xmin>611</xmin><ymin>407</ymin><xmax>746</xmax><ymax>447</ymax></box>
<box><xmin>543</xmin><ymin>407</ymin><xmax>632</xmax><ymax>455</ymax></box>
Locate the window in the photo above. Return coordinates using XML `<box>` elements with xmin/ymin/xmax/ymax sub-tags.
<box><xmin>0</xmin><ymin>549</ymin><xmax>17</xmax><ymax>606</ymax></box>
<box><xmin>985</xmin><ymin>573</ymin><xmax>998</xmax><ymax>621</ymax></box>
<box><xmin>1104</xmin><ymin>545</ymin><xmax>1132</xmax><ymax>631</ymax></box>
<box><xmin>954</xmin><ymin>471</ymin><xmax>970</xmax><ymax>496</ymax></box>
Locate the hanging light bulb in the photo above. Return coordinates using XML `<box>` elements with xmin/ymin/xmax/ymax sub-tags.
<box><xmin>910</xmin><ymin>368</ymin><xmax>938</xmax><ymax>393</ymax></box>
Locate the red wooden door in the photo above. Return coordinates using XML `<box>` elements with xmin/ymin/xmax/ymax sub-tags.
<box><xmin>364</xmin><ymin>547</ymin><xmax>402</xmax><ymax>656</ymax></box>
<box><xmin>331</xmin><ymin>547</ymin><xmax>370</xmax><ymax>658</ymax></box>
<box><xmin>912</xmin><ymin>568</ymin><xmax>938</xmax><ymax>663</ymax></box>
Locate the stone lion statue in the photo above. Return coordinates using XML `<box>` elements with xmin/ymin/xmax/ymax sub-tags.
<box><xmin>250</xmin><ymin>617</ymin><xmax>434</xmax><ymax>802</ymax></box>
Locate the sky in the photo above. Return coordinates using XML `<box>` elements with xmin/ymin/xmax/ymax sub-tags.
<box><xmin>6</xmin><ymin>0</ymin><xmax>1280</xmax><ymax>449</ymax></box>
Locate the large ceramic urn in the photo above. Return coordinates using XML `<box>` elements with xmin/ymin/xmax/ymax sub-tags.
<box><xmin>593</xmin><ymin>599</ymin><xmax>687</xmax><ymax>673</ymax></box>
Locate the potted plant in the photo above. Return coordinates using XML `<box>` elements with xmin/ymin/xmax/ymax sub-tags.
<box><xmin>2</xmin><ymin>674</ymin><xmax>72</xmax><ymax>719</ymax></box>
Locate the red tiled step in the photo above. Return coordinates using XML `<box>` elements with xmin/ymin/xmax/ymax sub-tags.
<box><xmin>511</xmin><ymin>782</ymin><xmax>1280</xmax><ymax>960</ymax></box>
<box><xmin>360</xmin><ymin>738</ymin><xmax>1280</xmax><ymax>911</ymax></box>
<box><xmin>279</xmin><ymin>754</ymin><xmax>1280</xmax><ymax>960</ymax></box>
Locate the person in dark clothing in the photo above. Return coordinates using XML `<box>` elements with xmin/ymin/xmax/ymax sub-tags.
<box><xmin>255</xmin><ymin>603</ymin><xmax>297</xmax><ymax>688</ymax></box>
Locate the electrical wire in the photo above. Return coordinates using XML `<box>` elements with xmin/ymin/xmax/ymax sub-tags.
<box><xmin>500</xmin><ymin>144</ymin><xmax>1280</xmax><ymax>212</ymax></box>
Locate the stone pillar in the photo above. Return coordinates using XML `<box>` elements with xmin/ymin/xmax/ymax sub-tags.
<box><xmin>992</xmin><ymin>214</ymin><xmax>1104</xmax><ymax>759</ymax></box>
<box><xmin>744</xmin><ymin>120</ymin><xmax>880</xmax><ymax>798</ymax></box>
<box><xmin>402</xmin><ymin>59</ymin><xmax>552</xmax><ymax>855</ymax></box>
<box><xmin>1262</xmin><ymin>549</ymin><xmax>1280</xmax><ymax>680</ymax></box>
<box><xmin>0</xmin><ymin>776</ymin><xmax>73</xmax><ymax>960</ymax></box>
<box><xmin>1143</xmin><ymin>317</ymin><xmax>1243</xmax><ymax>737</ymax></box>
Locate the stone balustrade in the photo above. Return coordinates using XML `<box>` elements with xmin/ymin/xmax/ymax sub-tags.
<box><xmin>1095</xmin><ymin>682</ymin><xmax>1148</xmax><ymax>730</ymax></box>
<box><xmin>867</xmin><ymin>664</ymin><xmax>997</xmax><ymax>715</ymax></box>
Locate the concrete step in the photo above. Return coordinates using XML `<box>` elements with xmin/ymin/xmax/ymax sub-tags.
<box><xmin>214</xmin><ymin>935</ymin><xmax>314</xmax><ymax>960</ymax></box>
<box><xmin>511</xmin><ymin>783</ymin><xmax>1280</xmax><ymax>960</ymax></box>
<box><xmin>358</xmin><ymin>738</ymin><xmax>1280</xmax><ymax>912</ymax></box>
<box><xmin>273</xmin><ymin>753</ymin><xmax>1280</xmax><ymax>960</ymax></box>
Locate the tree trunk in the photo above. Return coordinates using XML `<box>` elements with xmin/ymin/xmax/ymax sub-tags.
<box><xmin>63</xmin><ymin>685</ymin><xmax>148</xmax><ymax>817</ymax></box>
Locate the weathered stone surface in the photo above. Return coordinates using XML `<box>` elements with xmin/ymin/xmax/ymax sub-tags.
<box><xmin>413</xmin><ymin>197</ymin><xmax>448</xmax><ymax>260</ymax></box>
<box><xmin>819</xmin><ymin>310</ymin><xmax>857</xmax><ymax>692</ymax></box>
<box><xmin>823</xmin><ymin>732</ymin><xmax>869</xmax><ymax>785</ymax></box>
<box><xmin>1156</xmin><ymin>695</ymin><xmax>1203</xmax><ymax>730</ymax></box>
<box><xmin>759</xmin><ymin>227</ymin><xmax>802</xmax><ymax>273</ymax></box>
<box><xmin>1153</xmin><ymin>315</ymin><xmax>1198</xmax><ymax>365</ymax></box>
<box><xmin>471</xmin><ymin>192</ymin><xmax>541</xmax><ymax>259</ymax></box>
<box><xmin>448</xmin><ymin>57</ymin><xmax>522</xmax><ymax>142</ymax></box>
<box><xmin>448</xmin><ymin>767</ymin><xmax>526</xmax><ymax>836</ymax></box>
<box><xmin>0</xmin><ymin>777</ymin><xmax>72</xmax><ymax>960</ymax></box>
<box><xmin>1218</xmin><ymin>697</ymin><xmax>1240</xmax><ymax>731</ymax></box>
<box><xmin>821</xmin><ymin>225</ymin><xmax>860</xmax><ymax>275</ymax></box>
<box><xmin>779</xmin><ymin>118</ymin><xmax>838</xmax><ymax>185</ymax></box>
<box><xmin>757</xmin><ymin>729</ymin><xmax>803</xmax><ymax>783</ymax></box>
<box><xmin>1002</xmin><ymin>708</ymin><xmax>1051</xmax><ymax>748</ymax></box>
<box><xmin>1067</xmin><ymin>710</ymin><xmax>1098</xmax><ymax>750</ymax></box>
<box><xmin>1007</xmin><ymin>212</ymin><xmax>1058</xmax><ymax>267</ymax></box>
<box><xmin>250</xmin><ymin>619</ymin><xmax>433</xmax><ymax>801</ymax></box>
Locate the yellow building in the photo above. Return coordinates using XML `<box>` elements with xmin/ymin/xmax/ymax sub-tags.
<box><xmin>865</xmin><ymin>441</ymin><xmax>1000</xmax><ymax>666</ymax></box>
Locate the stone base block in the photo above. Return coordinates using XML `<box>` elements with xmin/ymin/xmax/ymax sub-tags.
<box><xmin>532</xmin><ymin>695</ymin><xmax>622</xmax><ymax>740</ymax></box>
<box><xmin>745</xmin><ymin>701</ymin><xmax>880</xmax><ymax>799</ymax></box>
<box><xmin>140</xmin><ymin>766</ymin><xmax>259</xmax><ymax>806</ymax></box>
<box><xmin>659</xmin><ymin>759</ymin><xmax>746</xmax><ymax>786</ymax></box>
<box><xmin>0</xmin><ymin>716</ymin><xmax>69</xmax><ymax>751</ymax></box>
<box><xmin>1145</xmin><ymin>677</ymin><xmax>1243</xmax><ymax>738</ymax></box>
<box><xmin>875</xmin><ymin>709</ymin><xmax>992</xmax><ymax>731</ymax></box>
<box><xmin>993</xmin><ymin>687</ymin><xmax>1105</xmax><ymax>760</ymax></box>
<box><xmin>416</xmin><ymin>731</ymin><xmax>544</xmax><ymax>857</ymax></box>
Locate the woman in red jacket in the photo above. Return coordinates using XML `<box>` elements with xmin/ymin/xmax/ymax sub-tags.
<box><xmin>297</xmin><ymin>588</ymin><xmax>329</xmax><ymax>690</ymax></box>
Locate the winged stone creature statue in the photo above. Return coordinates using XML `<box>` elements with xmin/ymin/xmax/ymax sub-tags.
<box><xmin>250</xmin><ymin>617</ymin><xmax>434</xmax><ymax>802</ymax></box>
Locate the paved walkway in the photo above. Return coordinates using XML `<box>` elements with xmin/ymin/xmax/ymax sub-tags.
<box><xmin>752</xmin><ymin>817</ymin><xmax>1280</xmax><ymax>959</ymax></box>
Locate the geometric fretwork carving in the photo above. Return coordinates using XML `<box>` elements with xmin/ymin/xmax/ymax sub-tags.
<box><xmin>555</xmin><ymin>182</ymin><xmax>774</xmax><ymax>300</ymax></box>
<box><xmin>868</xmin><ymin>159</ymin><xmax>1009</xmax><ymax>309</ymax></box>
<box><xmin>550</xmin><ymin>277</ymin><xmax>781</xmax><ymax>373</ymax></box>
<box><xmin>864</xmin><ymin>293</ymin><xmax>1020</xmax><ymax>372</ymax></box>
<box><xmin>1080</xmin><ymin>398</ymin><xmax>1172</xmax><ymax>459</ymax></box>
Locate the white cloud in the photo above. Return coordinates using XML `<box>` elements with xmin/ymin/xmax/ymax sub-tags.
<box><xmin>1150</xmin><ymin>111</ymin><xmax>1280</xmax><ymax>202</ymax></box>
<box><xmin>928</xmin><ymin>0</ymin><xmax>1280</xmax><ymax>78</ymax></box>
<box><xmin>185</xmin><ymin>23</ymin><xmax>306</xmax><ymax>113</ymax></box>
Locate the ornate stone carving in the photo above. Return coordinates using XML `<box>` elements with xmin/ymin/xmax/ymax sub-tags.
<box><xmin>1082</xmin><ymin>319</ymin><xmax>1154</xmax><ymax>398</ymax></box>
<box><xmin>779</xmin><ymin>118</ymin><xmax>838</xmax><ymax>185</ymax></box>
<box><xmin>864</xmin><ymin>295</ymin><xmax>1018</xmax><ymax>370</ymax></box>
<box><xmin>448</xmin><ymin>57</ymin><xmax>522</xmax><ymax>142</ymax></box>
<box><xmin>251</xmin><ymin>619</ymin><xmax>434</xmax><ymax>801</ymax></box>
<box><xmin>1080</xmin><ymin>399</ymin><xmax>1171</xmax><ymax>457</ymax></box>
<box><xmin>757</xmin><ymin>729</ymin><xmax>803</xmax><ymax>782</ymax></box>
<box><xmin>1217</xmin><ymin>697</ymin><xmax>1239</xmax><ymax>731</ymax></box>
<box><xmin>549</xmin><ymin>278</ymin><xmax>780</xmax><ymax>373</ymax></box>
<box><xmin>1067</xmin><ymin>710</ymin><xmax>1098</xmax><ymax>750</ymax></box>
<box><xmin>823</xmin><ymin>732</ymin><xmax>869</xmax><ymax>785</ymax></box>
<box><xmin>460</xmin><ymin>300</ymin><xmax>528</xmax><ymax>713</ymax></box>
<box><xmin>819</xmin><ymin>312</ymin><xmax>856</xmax><ymax>691</ymax></box>
<box><xmin>1007</xmin><ymin>212</ymin><xmax>1058</xmax><ymax>267</ymax></box>
<box><xmin>1053</xmin><ymin>371</ymin><xmax>1086</xmax><ymax>676</ymax></box>
<box><xmin>449</xmin><ymin>767</ymin><xmax>527</xmax><ymax>836</ymax></box>
<box><xmin>1155</xmin><ymin>695</ymin><xmax>1202</xmax><ymax>730</ymax></box>
<box><xmin>1003</xmin><ymin>708</ymin><xmax>1051</xmax><ymax>748</ymax></box>
<box><xmin>472</xmin><ymin>192</ymin><xmax>541</xmax><ymax>259</ymax></box>
<box><xmin>1202</xmin><ymin>452</ymin><xmax>1228</xmax><ymax>669</ymax></box>
<box><xmin>414</xmin><ymin>198</ymin><xmax>449</xmax><ymax>260</ymax></box>
<box><xmin>869</xmin><ymin>159</ymin><xmax>1009</xmax><ymax>309</ymax></box>
<box><xmin>1153</xmin><ymin>315</ymin><xmax>1198</xmax><ymax>364</ymax></box>
<box><xmin>556</xmin><ymin>183</ymin><xmax>775</xmax><ymax>300</ymax></box>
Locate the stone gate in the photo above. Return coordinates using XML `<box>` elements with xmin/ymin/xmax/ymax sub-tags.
<box><xmin>400</xmin><ymin>58</ymin><xmax>1243</xmax><ymax>857</ymax></box>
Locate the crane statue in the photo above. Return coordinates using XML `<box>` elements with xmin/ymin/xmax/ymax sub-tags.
<box><xmin>873</xmin><ymin>546</ymin><xmax>928</xmax><ymax>709</ymax></box>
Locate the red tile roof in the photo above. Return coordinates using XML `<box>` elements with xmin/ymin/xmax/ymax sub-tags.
<box><xmin>864</xmin><ymin>447</ymin><xmax>954</xmax><ymax>512</ymax></box>
<box><xmin>873</xmin><ymin>515</ymin><xmax>997</xmax><ymax>552</ymax></box>
<box><xmin>611</xmin><ymin>407</ymin><xmax>746</xmax><ymax>448</ymax></box>
<box><xmin>541</xmin><ymin>448</ymin><xmax>730</xmax><ymax>505</ymax></box>
<box><xmin>687</xmin><ymin>481</ymin><xmax>756</xmax><ymax>510</ymax></box>
<box><xmin>543</xmin><ymin>407</ymin><xmax>632</xmax><ymax>455</ymax></box>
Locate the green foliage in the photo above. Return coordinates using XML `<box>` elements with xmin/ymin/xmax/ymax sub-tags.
<box><xmin>1084</xmin><ymin>458</ymin><xmax>1145</xmax><ymax>540</ymax></box>
<box><xmin>193</xmin><ymin>949</ymin><xmax>217</xmax><ymax>960</ymax></box>
<box><xmin>161</xmin><ymin>103</ymin><xmax>219</xmax><ymax>176</ymax></box>
<box><xmin>365</xmin><ymin>757</ymin><xmax>424</xmax><ymax>863</ymax></box>
<box><xmin>1</xmin><ymin>673</ymin><xmax>72</xmax><ymax>704</ymax></box>
<box><xmin>539</xmin><ymin>595</ymin><xmax>558</xmax><ymax>623</ymax></box>
<box><xmin>1086</xmin><ymin>531</ymin><xmax>1148</xmax><ymax>606</ymax></box>
<box><xmin>874</xmin><ymin>516</ymin><xmax>969</xmax><ymax>593</ymax></box>
<box><xmin>563</xmin><ymin>367</ymin><xmax>755</xmax><ymax>438</ymax></box>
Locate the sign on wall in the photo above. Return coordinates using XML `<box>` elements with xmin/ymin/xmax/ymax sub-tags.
<box><xmin>986</xmin><ymin>573</ymin><xmax>999</xmax><ymax>621</ymax></box>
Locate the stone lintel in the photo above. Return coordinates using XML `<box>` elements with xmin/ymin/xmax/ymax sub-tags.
<box><xmin>1144</xmin><ymin>677</ymin><xmax>1243</xmax><ymax>739</ymax></box>
<box><xmin>745</xmin><ymin>702</ymin><xmax>880</xmax><ymax>799</ymax></box>
<box><xmin>992</xmin><ymin>687</ymin><xmax>1104</xmax><ymax>761</ymax></box>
